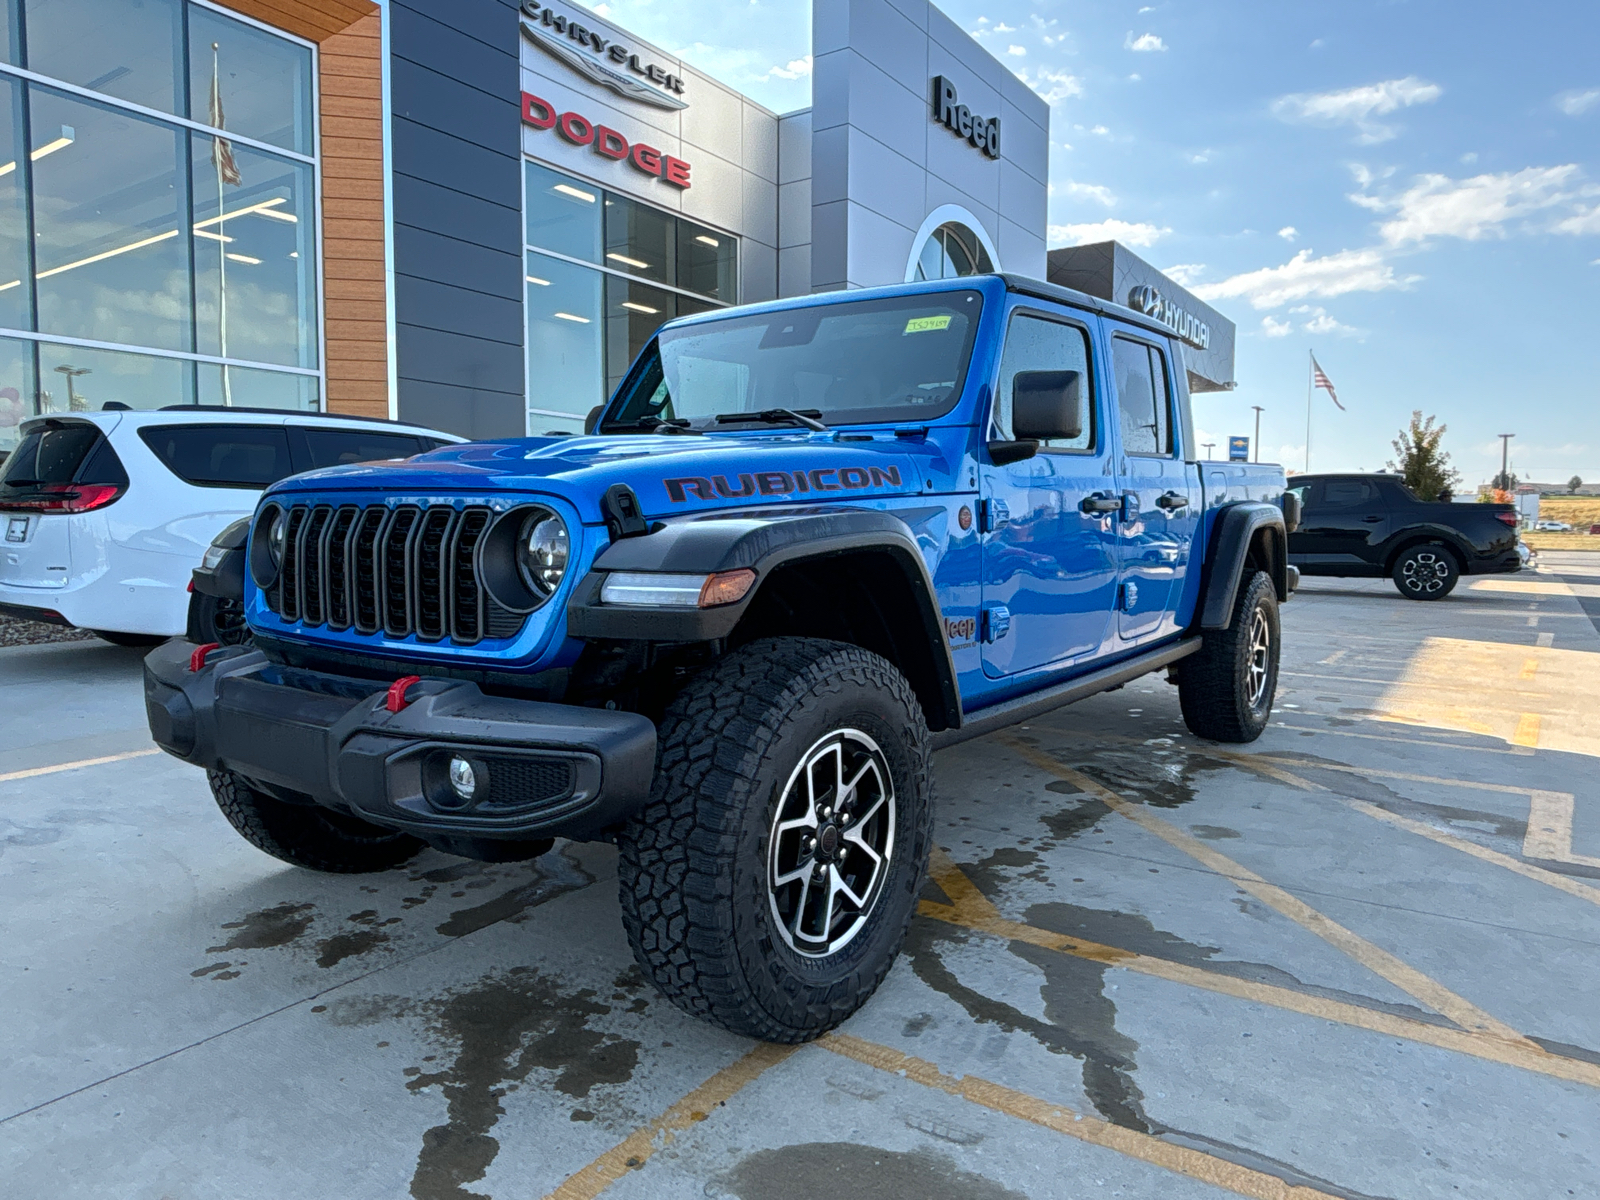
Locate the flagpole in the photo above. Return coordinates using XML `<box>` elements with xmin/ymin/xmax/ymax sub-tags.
<box><xmin>1305</xmin><ymin>349</ymin><xmax>1312</xmax><ymax>473</ymax></box>
<box><xmin>214</xmin><ymin>43</ymin><xmax>231</xmax><ymax>407</ymax></box>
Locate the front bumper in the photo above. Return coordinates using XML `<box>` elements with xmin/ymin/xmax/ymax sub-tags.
<box><xmin>143</xmin><ymin>640</ymin><xmax>656</xmax><ymax>849</ymax></box>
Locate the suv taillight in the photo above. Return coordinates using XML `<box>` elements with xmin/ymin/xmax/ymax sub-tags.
<box><xmin>0</xmin><ymin>482</ymin><xmax>125</xmax><ymax>514</ymax></box>
<box><xmin>1493</xmin><ymin>511</ymin><xmax>1519</xmax><ymax>528</ymax></box>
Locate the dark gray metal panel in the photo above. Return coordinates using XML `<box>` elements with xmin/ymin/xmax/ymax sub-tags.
<box><xmin>390</xmin><ymin>0</ymin><xmax>526</xmax><ymax>438</ymax></box>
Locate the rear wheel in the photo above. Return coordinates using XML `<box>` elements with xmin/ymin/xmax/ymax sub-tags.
<box><xmin>617</xmin><ymin>637</ymin><xmax>932</xmax><ymax>1042</ymax></box>
<box><xmin>208</xmin><ymin>769</ymin><xmax>423</xmax><ymax>873</ymax></box>
<box><xmin>1391</xmin><ymin>544</ymin><xmax>1459</xmax><ymax>600</ymax></box>
<box><xmin>1178</xmin><ymin>569</ymin><xmax>1280</xmax><ymax>743</ymax></box>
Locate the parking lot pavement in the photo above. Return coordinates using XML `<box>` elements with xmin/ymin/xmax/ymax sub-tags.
<box><xmin>3</xmin><ymin>559</ymin><xmax>1598</xmax><ymax>1200</ymax></box>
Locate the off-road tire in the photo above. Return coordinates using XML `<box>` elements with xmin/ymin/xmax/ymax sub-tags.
<box><xmin>93</xmin><ymin>629</ymin><xmax>165</xmax><ymax>648</ymax></box>
<box><xmin>1391</xmin><ymin>543</ymin><xmax>1460</xmax><ymax>601</ymax></box>
<box><xmin>187</xmin><ymin>592</ymin><xmax>251</xmax><ymax>646</ymax></box>
<box><xmin>208</xmin><ymin>769</ymin><xmax>424</xmax><ymax>873</ymax></box>
<box><xmin>617</xmin><ymin>637</ymin><xmax>933</xmax><ymax>1043</ymax></box>
<box><xmin>1178</xmin><ymin>569</ymin><xmax>1279</xmax><ymax>743</ymax></box>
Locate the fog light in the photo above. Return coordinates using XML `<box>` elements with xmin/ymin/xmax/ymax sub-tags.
<box><xmin>448</xmin><ymin>756</ymin><xmax>478</xmax><ymax>801</ymax></box>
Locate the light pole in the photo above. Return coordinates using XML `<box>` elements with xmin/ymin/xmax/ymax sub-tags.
<box><xmin>1202</xmin><ymin>442</ymin><xmax>1215</xmax><ymax>461</ymax></box>
<box><xmin>1251</xmin><ymin>406</ymin><xmax>1264</xmax><ymax>462</ymax></box>
<box><xmin>1497</xmin><ymin>433</ymin><xmax>1514</xmax><ymax>492</ymax></box>
<box><xmin>54</xmin><ymin>365</ymin><xmax>91</xmax><ymax>412</ymax></box>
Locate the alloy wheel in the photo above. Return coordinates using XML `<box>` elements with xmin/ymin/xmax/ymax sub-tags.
<box><xmin>1401</xmin><ymin>550</ymin><xmax>1448</xmax><ymax>595</ymax></box>
<box><xmin>767</xmin><ymin>729</ymin><xmax>896</xmax><ymax>958</ymax></box>
<box><xmin>1246</xmin><ymin>606</ymin><xmax>1272</xmax><ymax>711</ymax></box>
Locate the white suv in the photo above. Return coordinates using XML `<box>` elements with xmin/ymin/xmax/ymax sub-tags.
<box><xmin>0</xmin><ymin>408</ymin><xmax>465</xmax><ymax>644</ymax></box>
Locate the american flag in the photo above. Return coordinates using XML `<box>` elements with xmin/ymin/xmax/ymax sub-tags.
<box><xmin>1311</xmin><ymin>354</ymin><xmax>1343</xmax><ymax>410</ymax></box>
<box><xmin>210</xmin><ymin>44</ymin><xmax>241</xmax><ymax>187</ymax></box>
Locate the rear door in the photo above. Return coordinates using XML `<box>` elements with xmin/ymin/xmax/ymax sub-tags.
<box><xmin>979</xmin><ymin>305</ymin><xmax>1118</xmax><ymax>677</ymax></box>
<box><xmin>1295</xmin><ymin>477</ymin><xmax>1389</xmax><ymax>570</ymax></box>
<box><xmin>1107</xmin><ymin>332</ymin><xmax>1199</xmax><ymax>641</ymax></box>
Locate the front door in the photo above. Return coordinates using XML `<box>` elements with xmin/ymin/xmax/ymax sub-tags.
<box><xmin>1295</xmin><ymin>478</ymin><xmax>1389</xmax><ymax>570</ymax></box>
<box><xmin>1108</xmin><ymin>333</ymin><xmax>1198</xmax><ymax>641</ymax></box>
<box><xmin>980</xmin><ymin>308</ymin><xmax>1118</xmax><ymax>678</ymax></box>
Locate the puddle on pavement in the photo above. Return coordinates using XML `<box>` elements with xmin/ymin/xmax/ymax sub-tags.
<box><xmin>190</xmin><ymin>848</ymin><xmax>593</xmax><ymax>981</ymax></box>
<box><xmin>404</xmin><ymin>966</ymin><xmax>646</xmax><ymax>1200</ymax></box>
<box><xmin>710</xmin><ymin>1143</ymin><xmax>1027</xmax><ymax>1200</ymax></box>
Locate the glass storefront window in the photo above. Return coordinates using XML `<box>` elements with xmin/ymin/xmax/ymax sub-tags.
<box><xmin>0</xmin><ymin>335</ymin><xmax>34</xmax><ymax>455</ymax></box>
<box><xmin>188</xmin><ymin>5</ymin><xmax>313</xmax><ymax>156</ymax></box>
<box><xmin>35</xmin><ymin>341</ymin><xmax>193</xmax><ymax>412</ymax></box>
<box><xmin>23</xmin><ymin>0</ymin><xmax>184</xmax><ymax>115</ymax></box>
<box><xmin>2</xmin><ymin>0</ymin><xmax>18</xmax><ymax>65</ymax></box>
<box><xmin>30</xmin><ymin>87</ymin><xmax>192</xmax><ymax>352</ymax></box>
<box><xmin>604</xmin><ymin>193</ymin><xmax>673</xmax><ymax>287</ymax></box>
<box><xmin>196</xmin><ymin>361</ymin><xmax>316</xmax><ymax>410</ymax></box>
<box><xmin>526</xmin><ymin>251</ymin><xmax>602</xmax><ymax>426</ymax></box>
<box><xmin>191</xmin><ymin>133</ymin><xmax>316</xmax><ymax>368</ymax></box>
<box><xmin>0</xmin><ymin>78</ymin><xmax>30</xmax><ymax>331</ymax></box>
<box><xmin>525</xmin><ymin>161</ymin><xmax>601</xmax><ymax>264</ymax></box>
<box><xmin>677</xmin><ymin>220</ymin><xmax>736</xmax><ymax>302</ymax></box>
<box><xmin>604</xmin><ymin>274</ymin><xmax>677</xmax><ymax>397</ymax></box>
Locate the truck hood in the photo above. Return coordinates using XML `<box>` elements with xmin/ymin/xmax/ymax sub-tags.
<box><xmin>266</xmin><ymin>431</ymin><xmax>941</xmax><ymax>523</ymax></box>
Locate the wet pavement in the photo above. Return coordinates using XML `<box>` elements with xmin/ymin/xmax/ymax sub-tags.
<box><xmin>3</xmin><ymin>552</ymin><xmax>1598</xmax><ymax>1199</ymax></box>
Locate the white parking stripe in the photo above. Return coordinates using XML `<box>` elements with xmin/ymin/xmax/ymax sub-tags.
<box><xmin>0</xmin><ymin>748</ymin><xmax>160</xmax><ymax>784</ymax></box>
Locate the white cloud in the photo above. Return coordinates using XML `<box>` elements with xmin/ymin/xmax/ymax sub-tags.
<box><xmin>1278</xmin><ymin>226</ymin><xmax>1298</xmax><ymax>241</ymax></box>
<box><xmin>1049</xmin><ymin>219</ymin><xmax>1171</xmax><ymax>247</ymax></box>
<box><xmin>1129</xmin><ymin>73</ymin><xmax>1142</xmax><ymax>82</ymax></box>
<box><xmin>1006</xmin><ymin>45</ymin><xmax>1026</xmax><ymax>57</ymax></box>
<box><xmin>1557</xmin><ymin>89</ymin><xmax>1600</xmax><ymax>116</ymax></box>
<box><xmin>1187</xmin><ymin>150</ymin><xmax>1210</xmax><ymax>164</ymax></box>
<box><xmin>1460</xmin><ymin>152</ymin><xmax>1478</xmax><ymax>164</ymax></box>
<box><xmin>1556</xmin><ymin>206</ymin><xmax>1600</xmax><ymax>236</ymax></box>
<box><xmin>591</xmin><ymin>1</ymin><xmax>610</xmax><ymax>13</ymax></box>
<box><xmin>1364</xmin><ymin>165</ymin><xmax>1586</xmax><ymax>244</ymax></box>
<box><xmin>1271</xmin><ymin>76</ymin><xmax>1441</xmax><ymax>143</ymax></box>
<box><xmin>1017</xmin><ymin>67</ymin><xmax>1083</xmax><ymax>104</ymax></box>
<box><xmin>1059</xmin><ymin>179</ymin><xmax>1118</xmax><ymax>207</ymax></box>
<box><xmin>1161</xmin><ymin>263</ymin><xmax>1206</xmax><ymax>286</ymax></box>
<box><xmin>1125</xmin><ymin>32</ymin><xmax>1167</xmax><ymax>52</ymax></box>
<box><xmin>1194</xmin><ymin>247</ymin><xmax>1415</xmax><ymax>309</ymax></box>
<box><xmin>1261</xmin><ymin>316</ymin><xmax>1292</xmax><ymax>337</ymax></box>
<box><xmin>994</xmin><ymin>22</ymin><xmax>1017</xmax><ymax>33</ymax></box>
<box><xmin>760</xmin><ymin>55</ymin><xmax>812</xmax><ymax>81</ymax></box>
<box><xmin>1291</xmin><ymin>305</ymin><xmax>1364</xmax><ymax>338</ymax></box>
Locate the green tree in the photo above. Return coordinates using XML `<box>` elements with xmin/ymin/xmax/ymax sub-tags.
<box><xmin>1569</xmin><ymin>475</ymin><xmax>1584</xmax><ymax>494</ymax></box>
<box><xmin>1387</xmin><ymin>410</ymin><xmax>1461</xmax><ymax>501</ymax></box>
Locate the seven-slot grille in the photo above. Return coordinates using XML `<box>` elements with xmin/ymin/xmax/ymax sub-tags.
<box><xmin>265</xmin><ymin>503</ymin><xmax>520</xmax><ymax>645</ymax></box>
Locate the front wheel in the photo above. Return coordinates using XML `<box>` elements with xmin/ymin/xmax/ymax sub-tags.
<box><xmin>208</xmin><ymin>769</ymin><xmax>424</xmax><ymax>873</ymax></box>
<box><xmin>1391</xmin><ymin>544</ymin><xmax>1459</xmax><ymax>600</ymax></box>
<box><xmin>617</xmin><ymin>638</ymin><xmax>933</xmax><ymax>1043</ymax></box>
<box><xmin>1178</xmin><ymin>569</ymin><xmax>1280</xmax><ymax>743</ymax></box>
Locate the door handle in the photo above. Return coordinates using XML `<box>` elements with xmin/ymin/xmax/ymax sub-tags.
<box><xmin>1080</xmin><ymin>492</ymin><xmax>1121</xmax><ymax>514</ymax></box>
<box><xmin>1156</xmin><ymin>491</ymin><xmax>1189</xmax><ymax>510</ymax></box>
<box><xmin>1361</xmin><ymin>515</ymin><xmax>1384</xmax><ymax>523</ymax></box>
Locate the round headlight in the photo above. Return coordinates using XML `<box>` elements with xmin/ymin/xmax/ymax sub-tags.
<box><xmin>517</xmin><ymin>510</ymin><xmax>569</xmax><ymax>596</ymax></box>
<box><xmin>250</xmin><ymin>505</ymin><xmax>286</xmax><ymax>588</ymax></box>
<box><xmin>267</xmin><ymin>509</ymin><xmax>288</xmax><ymax>565</ymax></box>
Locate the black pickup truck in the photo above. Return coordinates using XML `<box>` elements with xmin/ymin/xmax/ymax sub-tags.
<box><xmin>1286</xmin><ymin>473</ymin><xmax>1520</xmax><ymax>599</ymax></box>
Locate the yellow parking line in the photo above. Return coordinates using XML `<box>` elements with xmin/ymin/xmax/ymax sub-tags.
<box><xmin>0</xmin><ymin>748</ymin><xmax>160</xmax><ymax>784</ymax></box>
<box><xmin>1520</xmin><ymin>658</ymin><xmax>1541</xmax><ymax>680</ymax></box>
<box><xmin>821</xmin><ymin>1033</ymin><xmax>1346</xmax><ymax>1200</ymax></box>
<box><xmin>1005</xmin><ymin>741</ymin><xmax>1537</xmax><ymax>1047</ymax></box>
<box><xmin>541</xmin><ymin>1043</ymin><xmax>797</xmax><ymax>1200</ymax></box>
<box><xmin>1511</xmin><ymin>713</ymin><xmax>1541</xmax><ymax>747</ymax></box>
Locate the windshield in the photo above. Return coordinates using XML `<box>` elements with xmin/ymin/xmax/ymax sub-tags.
<box><xmin>605</xmin><ymin>290</ymin><xmax>984</xmax><ymax>430</ymax></box>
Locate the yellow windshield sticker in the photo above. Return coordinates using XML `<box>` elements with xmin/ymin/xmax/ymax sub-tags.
<box><xmin>904</xmin><ymin>315</ymin><xmax>952</xmax><ymax>334</ymax></box>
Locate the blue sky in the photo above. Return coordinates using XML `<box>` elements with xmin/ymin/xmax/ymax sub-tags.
<box><xmin>591</xmin><ymin>0</ymin><xmax>1599</xmax><ymax>487</ymax></box>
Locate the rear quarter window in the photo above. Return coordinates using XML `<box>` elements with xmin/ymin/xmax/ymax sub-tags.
<box><xmin>139</xmin><ymin>424</ymin><xmax>293</xmax><ymax>489</ymax></box>
<box><xmin>299</xmin><ymin>428</ymin><xmax>424</xmax><ymax>468</ymax></box>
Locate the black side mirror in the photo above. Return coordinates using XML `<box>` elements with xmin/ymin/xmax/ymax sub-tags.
<box><xmin>1012</xmin><ymin>370</ymin><xmax>1083</xmax><ymax>441</ymax></box>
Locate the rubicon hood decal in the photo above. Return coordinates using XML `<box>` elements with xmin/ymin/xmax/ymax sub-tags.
<box><xmin>665</xmin><ymin>464</ymin><xmax>904</xmax><ymax>503</ymax></box>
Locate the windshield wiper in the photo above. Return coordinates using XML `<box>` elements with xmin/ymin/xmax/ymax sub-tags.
<box><xmin>600</xmin><ymin>415</ymin><xmax>701</xmax><ymax>435</ymax></box>
<box><xmin>713</xmin><ymin>408</ymin><xmax>829</xmax><ymax>432</ymax></box>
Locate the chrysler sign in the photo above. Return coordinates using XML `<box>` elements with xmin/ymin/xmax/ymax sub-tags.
<box><xmin>520</xmin><ymin>2</ymin><xmax>688</xmax><ymax>111</ymax></box>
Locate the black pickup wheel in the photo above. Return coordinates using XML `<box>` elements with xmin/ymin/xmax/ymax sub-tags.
<box><xmin>208</xmin><ymin>770</ymin><xmax>424</xmax><ymax>873</ymax></box>
<box><xmin>1391</xmin><ymin>544</ymin><xmax>1460</xmax><ymax>600</ymax></box>
<box><xmin>616</xmin><ymin>637</ymin><xmax>932</xmax><ymax>1042</ymax></box>
<box><xmin>1178</xmin><ymin>569</ymin><xmax>1280</xmax><ymax>743</ymax></box>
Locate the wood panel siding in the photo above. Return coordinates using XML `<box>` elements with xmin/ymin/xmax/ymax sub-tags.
<box><xmin>220</xmin><ymin>0</ymin><xmax>388</xmax><ymax>419</ymax></box>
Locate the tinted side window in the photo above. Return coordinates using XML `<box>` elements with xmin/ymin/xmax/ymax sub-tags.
<box><xmin>300</xmin><ymin>428</ymin><xmax>422</xmax><ymax>469</ymax></box>
<box><xmin>1320</xmin><ymin>480</ymin><xmax>1379</xmax><ymax>509</ymax></box>
<box><xmin>991</xmin><ymin>313</ymin><xmax>1095</xmax><ymax>451</ymax></box>
<box><xmin>139</xmin><ymin>424</ymin><xmax>293</xmax><ymax>488</ymax></box>
<box><xmin>1112</xmin><ymin>338</ymin><xmax>1173</xmax><ymax>456</ymax></box>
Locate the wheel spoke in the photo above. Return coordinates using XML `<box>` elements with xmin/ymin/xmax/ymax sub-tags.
<box><xmin>831</xmin><ymin>865</ymin><xmax>867</xmax><ymax>909</ymax></box>
<box><xmin>773</xmin><ymin>861</ymin><xmax>813</xmax><ymax>888</ymax></box>
<box><xmin>841</xmin><ymin>827</ymin><xmax>882</xmax><ymax>863</ymax></box>
<box><xmin>850</xmin><ymin>787</ymin><xmax>889</xmax><ymax>830</ymax></box>
<box><xmin>790</xmin><ymin>872</ymin><xmax>814</xmax><ymax>938</ymax></box>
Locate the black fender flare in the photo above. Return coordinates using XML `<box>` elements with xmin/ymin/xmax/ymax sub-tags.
<box><xmin>191</xmin><ymin>516</ymin><xmax>249</xmax><ymax>601</ymax></box>
<box><xmin>1197</xmin><ymin>502</ymin><xmax>1288</xmax><ymax>631</ymax></box>
<box><xmin>565</xmin><ymin>506</ymin><xmax>962</xmax><ymax>730</ymax></box>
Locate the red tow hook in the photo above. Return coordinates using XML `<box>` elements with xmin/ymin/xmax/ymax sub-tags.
<box><xmin>189</xmin><ymin>642</ymin><xmax>222</xmax><ymax>673</ymax></box>
<box><xmin>386</xmin><ymin>675</ymin><xmax>423</xmax><ymax>713</ymax></box>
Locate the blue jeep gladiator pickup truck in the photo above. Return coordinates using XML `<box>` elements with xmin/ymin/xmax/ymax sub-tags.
<box><xmin>147</xmin><ymin>274</ymin><xmax>1296</xmax><ymax>1042</ymax></box>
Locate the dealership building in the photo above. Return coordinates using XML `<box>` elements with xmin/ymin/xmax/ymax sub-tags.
<box><xmin>0</xmin><ymin>0</ymin><xmax>1231</xmax><ymax>449</ymax></box>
